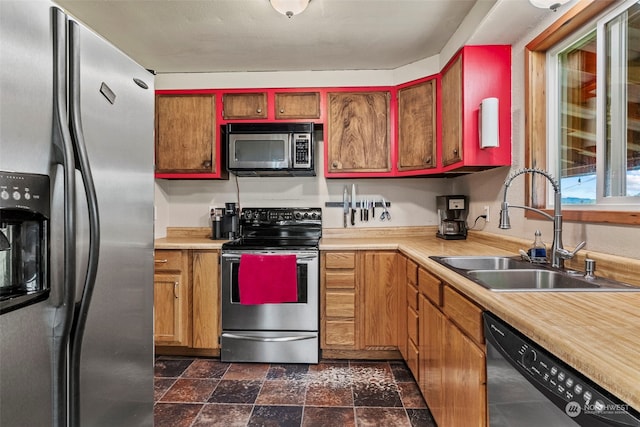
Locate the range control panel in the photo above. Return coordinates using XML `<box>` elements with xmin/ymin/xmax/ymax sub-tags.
<box><xmin>240</xmin><ymin>207</ymin><xmax>322</xmax><ymax>224</ymax></box>
<box><xmin>484</xmin><ymin>312</ymin><xmax>640</xmax><ymax>426</ymax></box>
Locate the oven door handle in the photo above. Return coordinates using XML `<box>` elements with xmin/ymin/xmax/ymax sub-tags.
<box><xmin>221</xmin><ymin>253</ymin><xmax>318</xmax><ymax>261</ymax></box>
<box><xmin>221</xmin><ymin>332</ymin><xmax>317</xmax><ymax>342</ymax></box>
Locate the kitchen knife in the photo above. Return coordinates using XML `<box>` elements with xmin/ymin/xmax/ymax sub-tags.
<box><xmin>343</xmin><ymin>186</ymin><xmax>349</xmax><ymax>228</ymax></box>
<box><xmin>351</xmin><ymin>184</ymin><xmax>356</xmax><ymax>226</ymax></box>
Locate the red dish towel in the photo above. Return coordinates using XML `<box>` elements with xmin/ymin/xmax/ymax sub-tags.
<box><xmin>238</xmin><ymin>254</ymin><xmax>298</xmax><ymax>304</ymax></box>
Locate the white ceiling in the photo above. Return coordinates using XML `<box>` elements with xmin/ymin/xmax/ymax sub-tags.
<box><xmin>55</xmin><ymin>0</ymin><xmax>560</xmax><ymax>74</ymax></box>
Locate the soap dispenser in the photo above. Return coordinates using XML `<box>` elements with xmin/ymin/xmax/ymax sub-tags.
<box><xmin>528</xmin><ymin>229</ymin><xmax>547</xmax><ymax>263</ymax></box>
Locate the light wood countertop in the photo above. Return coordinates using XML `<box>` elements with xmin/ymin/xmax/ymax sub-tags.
<box><xmin>155</xmin><ymin>227</ymin><xmax>640</xmax><ymax>410</ymax></box>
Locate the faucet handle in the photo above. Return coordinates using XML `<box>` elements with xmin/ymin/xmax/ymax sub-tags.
<box><xmin>557</xmin><ymin>241</ymin><xmax>586</xmax><ymax>260</ymax></box>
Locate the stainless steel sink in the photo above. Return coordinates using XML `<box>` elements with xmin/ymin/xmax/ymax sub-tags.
<box><xmin>430</xmin><ymin>256</ymin><xmax>640</xmax><ymax>292</ymax></box>
<box><xmin>431</xmin><ymin>256</ymin><xmax>533</xmax><ymax>271</ymax></box>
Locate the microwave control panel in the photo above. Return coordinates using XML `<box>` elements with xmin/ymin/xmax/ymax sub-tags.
<box><xmin>293</xmin><ymin>133</ymin><xmax>312</xmax><ymax>168</ymax></box>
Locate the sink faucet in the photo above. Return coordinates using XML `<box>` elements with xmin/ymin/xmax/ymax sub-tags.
<box><xmin>498</xmin><ymin>168</ymin><xmax>585</xmax><ymax>269</ymax></box>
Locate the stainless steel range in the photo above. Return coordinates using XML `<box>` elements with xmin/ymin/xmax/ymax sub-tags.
<box><xmin>220</xmin><ymin>207</ymin><xmax>321</xmax><ymax>364</ymax></box>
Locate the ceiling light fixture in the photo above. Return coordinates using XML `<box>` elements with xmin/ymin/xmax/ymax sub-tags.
<box><xmin>529</xmin><ymin>0</ymin><xmax>570</xmax><ymax>12</ymax></box>
<box><xmin>269</xmin><ymin>0</ymin><xmax>310</xmax><ymax>18</ymax></box>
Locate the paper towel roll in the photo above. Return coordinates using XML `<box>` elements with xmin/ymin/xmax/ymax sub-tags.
<box><xmin>479</xmin><ymin>97</ymin><xmax>499</xmax><ymax>149</ymax></box>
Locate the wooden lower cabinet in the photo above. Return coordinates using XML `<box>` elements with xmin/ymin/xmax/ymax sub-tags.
<box><xmin>419</xmin><ymin>293</ymin><xmax>445</xmax><ymax>422</ymax></box>
<box><xmin>154</xmin><ymin>271</ymin><xmax>190</xmax><ymax>346</ymax></box>
<box><xmin>322</xmin><ymin>251</ymin><xmax>398</xmax><ymax>353</ymax></box>
<box><xmin>191</xmin><ymin>251</ymin><xmax>220</xmax><ymax>349</ymax></box>
<box><xmin>417</xmin><ymin>272</ymin><xmax>487</xmax><ymax>427</ymax></box>
<box><xmin>360</xmin><ymin>251</ymin><xmax>398</xmax><ymax>349</ymax></box>
<box><xmin>154</xmin><ymin>249</ymin><xmax>220</xmax><ymax>354</ymax></box>
<box><xmin>443</xmin><ymin>319</ymin><xmax>487</xmax><ymax>426</ymax></box>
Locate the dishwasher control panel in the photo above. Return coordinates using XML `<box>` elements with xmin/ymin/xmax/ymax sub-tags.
<box><xmin>484</xmin><ymin>312</ymin><xmax>640</xmax><ymax>426</ymax></box>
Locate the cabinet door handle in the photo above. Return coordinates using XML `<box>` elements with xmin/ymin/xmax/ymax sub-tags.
<box><xmin>280</xmin><ymin>108</ymin><xmax>285</xmax><ymax>113</ymax></box>
<box><xmin>256</xmin><ymin>108</ymin><xmax>262</xmax><ymax>114</ymax></box>
<box><xmin>453</xmin><ymin>148</ymin><xmax>459</xmax><ymax>155</ymax></box>
<box><xmin>202</xmin><ymin>160</ymin><xmax>212</xmax><ymax>168</ymax></box>
<box><xmin>155</xmin><ymin>259</ymin><xmax>168</xmax><ymax>264</ymax></box>
<box><xmin>173</xmin><ymin>281</ymin><xmax>179</xmax><ymax>299</ymax></box>
<box><xmin>424</xmin><ymin>157</ymin><xmax>432</xmax><ymax>164</ymax></box>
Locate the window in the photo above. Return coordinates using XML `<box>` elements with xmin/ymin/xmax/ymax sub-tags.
<box><xmin>525</xmin><ymin>0</ymin><xmax>640</xmax><ymax>225</ymax></box>
<box><xmin>548</xmin><ymin>0</ymin><xmax>640</xmax><ymax>207</ymax></box>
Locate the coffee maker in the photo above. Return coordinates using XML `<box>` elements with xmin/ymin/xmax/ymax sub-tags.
<box><xmin>211</xmin><ymin>202</ymin><xmax>239</xmax><ymax>240</ymax></box>
<box><xmin>436</xmin><ymin>195</ymin><xmax>468</xmax><ymax>240</ymax></box>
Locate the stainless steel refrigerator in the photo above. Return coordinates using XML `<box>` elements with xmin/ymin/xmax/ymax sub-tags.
<box><xmin>0</xmin><ymin>2</ymin><xmax>154</xmax><ymax>426</ymax></box>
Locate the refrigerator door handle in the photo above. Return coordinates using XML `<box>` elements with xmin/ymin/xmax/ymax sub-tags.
<box><xmin>52</xmin><ymin>8</ymin><xmax>77</xmax><ymax>427</ymax></box>
<box><xmin>67</xmin><ymin>19</ymin><xmax>102</xmax><ymax>427</ymax></box>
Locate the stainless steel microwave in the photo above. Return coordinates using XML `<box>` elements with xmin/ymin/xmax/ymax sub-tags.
<box><xmin>226</xmin><ymin>123</ymin><xmax>315</xmax><ymax>176</ymax></box>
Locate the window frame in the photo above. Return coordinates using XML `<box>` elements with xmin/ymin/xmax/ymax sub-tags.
<box><xmin>525</xmin><ymin>0</ymin><xmax>640</xmax><ymax>225</ymax></box>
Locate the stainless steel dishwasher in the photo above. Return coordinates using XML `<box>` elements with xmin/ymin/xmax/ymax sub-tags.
<box><xmin>484</xmin><ymin>312</ymin><xmax>640</xmax><ymax>426</ymax></box>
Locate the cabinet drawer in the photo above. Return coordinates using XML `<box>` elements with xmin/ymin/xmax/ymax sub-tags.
<box><xmin>407</xmin><ymin>306</ymin><xmax>419</xmax><ymax>345</ymax></box>
<box><xmin>154</xmin><ymin>250</ymin><xmax>184</xmax><ymax>272</ymax></box>
<box><xmin>325</xmin><ymin>270</ymin><xmax>356</xmax><ymax>289</ymax></box>
<box><xmin>325</xmin><ymin>252</ymin><xmax>356</xmax><ymax>269</ymax></box>
<box><xmin>443</xmin><ymin>286</ymin><xmax>484</xmax><ymax>346</ymax></box>
<box><xmin>325</xmin><ymin>291</ymin><xmax>355</xmax><ymax>318</ymax></box>
<box><xmin>325</xmin><ymin>320</ymin><xmax>355</xmax><ymax>346</ymax></box>
<box><xmin>407</xmin><ymin>283</ymin><xmax>418</xmax><ymax>310</ymax></box>
<box><xmin>419</xmin><ymin>268</ymin><xmax>442</xmax><ymax>306</ymax></box>
<box><xmin>406</xmin><ymin>259</ymin><xmax>418</xmax><ymax>286</ymax></box>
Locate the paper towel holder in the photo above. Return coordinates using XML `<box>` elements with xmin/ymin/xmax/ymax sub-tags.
<box><xmin>479</xmin><ymin>97</ymin><xmax>499</xmax><ymax>149</ymax></box>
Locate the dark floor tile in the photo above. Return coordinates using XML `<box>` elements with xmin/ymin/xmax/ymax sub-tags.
<box><xmin>302</xmin><ymin>406</ymin><xmax>356</xmax><ymax>427</ymax></box>
<box><xmin>256</xmin><ymin>379</ymin><xmax>307</xmax><ymax>405</ymax></box>
<box><xmin>154</xmin><ymin>358</ymin><xmax>194</xmax><ymax>378</ymax></box>
<box><xmin>248</xmin><ymin>405</ymin><xmax>303</xmax><ymax>427</ymax></box>
<box><xmin>192</xmin><ymin>403</ymin><xmax>253</xmax><ymax>427</ymax></box>
<box><xmin>266</xmin><ymin>363</ymin><xmax>310</xmax><ymax>380</ymax></box>
<box><xmin>390</xmin><ymin>361</ymin><xmax>415</xmax><ymax>383</ymax></box>
<box><xmin>154</xmin><ymin>378</ymin><xmax>176</xmax><ymax>401</ymax></box>
<box><xmin>223</xmin><ymin>363</ymin><xmax>270</xmax><ymax>380</ymax></box>
<box><xmin>182</xmin><ymin>359</ymin><xmax>230</xmax><ymax>379</ymax></box>
<box><xmin>397</xmin><ymin>381</ymin><xmax>427</xmax><ymax>408</ymax></box>
<box><xmin>352</xmin><ymin>381</ymin><xmax>403</xmax><ymax>407</ymax></box>
<box><xmin>305</xmin><ymin>383</ymin><xmax>353</xmax><ymax>407</ymax></box>
<box><xmin>153</xmin><ymin>402</ymin><xmax>202</xmax><ymax>427</ymax></box>
<box><xmin>406</xmin><ymin>408</ymin><xmax>437</xmax><ymax>427</ymax></box>
<box><xmin>208</xmin><ymin>379</ymin><xmax>263</xmax><ymax>404</ymax></box>
<box><xmin>160</xmin><ymin>378</ymin><xmax>218</xmax><ymax>403</ymax></box>
<box><xmin>355</xmin><ymin>407</ymin><xmax>412</xmax><ymax>427</ymax></box>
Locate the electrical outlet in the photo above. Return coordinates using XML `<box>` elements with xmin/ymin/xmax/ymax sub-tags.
<box><xmin>483</xmin><ymin>205</ymin><xmax>490</xmax><ymax>222</ymax></box>
<box><xmin>209</xmin><ymin>205</ymin><xmax>216</xmax><ymax>216</ymax></box>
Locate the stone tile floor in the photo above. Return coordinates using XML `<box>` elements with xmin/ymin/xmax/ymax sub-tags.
<box><xmin>154</xmin><ymin>356</ymin><xmax>437</xmax><ymax>426</ymax></box>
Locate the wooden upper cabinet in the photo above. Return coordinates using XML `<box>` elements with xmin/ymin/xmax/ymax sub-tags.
<box><xmin>398</xmin><ymin>79</ymin><xmax>437</xmax><ymax>171</ymax></box>
<box><xmin>155</xmin><ymin>94</ymin><xmax>216</xmax><ymax>173</ymax></box>
<box><xmin>440</xmin><ymin>45</ymin><xmax>512</xmax><ymax>171</ymax></box>
<box><xmin>275</xmin><ymin>92</ymin><xmax>320</xmax><ymax>119</ymax></box>
<box><xmin>441</xmin><ymin>56</ymin><xmax>463</xmax><ymax>167</ymax></box>
<box><xmin>222</xmin><ymin>92</ymin><xmax>268</xmax><ymax>119</ymax></box>
<box><xmin>327</xmin><ymin>91</ymin><xmax>391</xmax><ymax>173</ymax></box>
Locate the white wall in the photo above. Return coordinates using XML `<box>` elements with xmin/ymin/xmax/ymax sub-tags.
<box><xmin>154</xmin><ymin>129</ymin><xmax>450</xmax><ymax>236</ymax></box>
<box><xmin>454</xmin><ymin>0</ymin><xmax>640</xmax><ymax>260</ymax></box>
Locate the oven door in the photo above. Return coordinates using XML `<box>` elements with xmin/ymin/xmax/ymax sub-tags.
<box><xmin>221</xmin><ymin>249</ymin><xmax>318</xmax><ymax>331</ymax></box>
